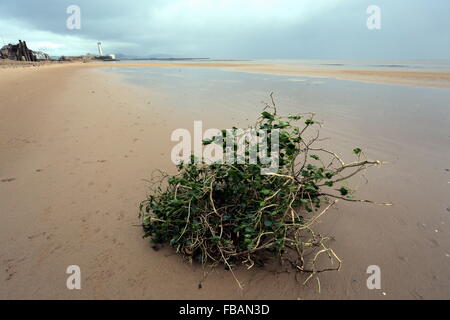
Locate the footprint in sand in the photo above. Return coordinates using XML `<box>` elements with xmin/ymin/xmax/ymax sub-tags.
<box><xmin>50</xmin><ymin>245</ymin><xmax>62</xmax><ymax>254</ymax></box>
<box><xmin>27</xmin><ymin>231</ymin><xmax>47</xmax><ymax>240</ymax></box>
<box><xmin>410</xmin><ymin>290</ymin><xmax>424</xmax><ymax>300</ymax></box>
<box><xmin>427</xmin><ymin>237</ymin><xmax>440</xmax><ymax>248</ymax></box>
<box><xmin>416</xmin><ymin>222</ymin><xmax>426</xmax><ymax>230</ymax></box>
<box><xmin>117</xmin><ymin>211</ymin><xmax>125</xmax><ymax>221</ymax></box>
<box><xmin>5</xmin><ymin>266</ymin><xmax>16</xmax><ymax>281</ymax></box>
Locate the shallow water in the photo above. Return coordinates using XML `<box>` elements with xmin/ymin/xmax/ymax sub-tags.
<box><xmin>257</xmin><ymin>58</ymin><xmax>450</xmax><ymax>71</ymax></box>
<box><xmin>105</xmin><ymin>65</ymin><xmax>450</xmax><ymax>144</ymax></box>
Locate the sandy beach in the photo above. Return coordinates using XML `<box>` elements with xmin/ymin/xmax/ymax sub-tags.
<box><xmin>1</xmin><ymin>62</ymin><xmax>449</xmax><ymax>299</ymax></box>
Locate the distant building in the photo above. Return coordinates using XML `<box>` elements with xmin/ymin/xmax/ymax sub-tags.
<box><xmin>33</xmin><ymin>51</ymin><xmax>51</xmax><ymax>61</ymax></box>
<box><xmin>93</xmin><ymin>42</ymin><xmax>118</xmax><ymax>61</ymax></box>
<box><xmin>97</xmin><ymin>42</ymin><xmax>103</xmax><ymax>56</ymax></box>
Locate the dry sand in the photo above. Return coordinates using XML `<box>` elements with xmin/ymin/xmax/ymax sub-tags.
<box><xmin>0</xmin><ymin>62</ymin><xmax>449</xmax><ymax>299</ymax></box>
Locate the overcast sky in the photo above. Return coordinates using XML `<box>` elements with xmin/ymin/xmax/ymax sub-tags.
<box><xmin>0</xmin><ymin>0</ymin><xmax>449</xmax><ymax>59</ymax></box>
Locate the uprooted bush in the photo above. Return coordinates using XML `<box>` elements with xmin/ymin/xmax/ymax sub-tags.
<box><xmin>139</xmin><ymin>94</ymin><xmax>390</xmax><ymax>288</ymax></box>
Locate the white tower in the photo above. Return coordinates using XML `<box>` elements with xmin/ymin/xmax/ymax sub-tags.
<box><xmin>97</xmin><ymin>42</ymin><xmax>103</xmax><ymax>56</ymax></box>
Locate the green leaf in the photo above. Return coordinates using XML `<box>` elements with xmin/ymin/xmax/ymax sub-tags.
<box><xmin>261</xmin><ymin>111</ymin><xmax>275</xmax><ymax>121</ymax></box>
<box><xmin>339</xmin><ymin>187</ymin><xmax>349</xmax><ymax>196</ymax></box>
<box><xmin>169</xmin><ymin>199</ymin><xmax>183</xmax><ymax>205</ymax></box>
<box><xmin>325</xmin><ymin>172</ymin><xmax>334</xmax><ymax>179</ymax></box>
<box><xmin>245</xmin><ymin>226</ymin><xmax>254</xmax><ymax>233</ymax></box>
<box><xmin>264</xmin><ymin>219</ymin><xmax>273</xmax><ymax>227</ymax></box>
<box><xmin>202</xmin><ymin>138</ymin><xmax>213</xmax><ymax>145</ymax></box>
<box><xmin>310</xmin><ymin>154</ymin><xmax>320</xmax><ymax>160</ymax></box>
<box><xmin>276</xmin><ymin>121</ymin><xmax>290</xmax><ymax>128</ymax></box>
<box><xmin>353</xmin><ymin>147</ymin><xmax>362</xmax><ymax>155</ymax></box>
<box><xmin>305</xmin><ymin>119</ymin><xmax>315</xmax><ymax>125</ymax></box>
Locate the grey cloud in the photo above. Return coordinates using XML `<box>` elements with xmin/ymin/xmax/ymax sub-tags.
<box><xmin>0</xmin><ymin>0</ymin><xmax>448</xmax><ymax>59</ymax></box>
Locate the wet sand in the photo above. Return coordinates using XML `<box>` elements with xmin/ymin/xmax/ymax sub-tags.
<box><xmin>0</xmin><ymin>62</ymin><xmax>449</xmax><ymax>299</ymax></box>
<box><xmin>91</xmin><ymin>61</ymin><xmax>450</xmax><ymax>89</ymax></box>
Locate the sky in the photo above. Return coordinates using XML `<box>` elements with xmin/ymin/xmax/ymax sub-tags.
<box><xmin>0</xmin><ymin>0</ymin><xmax>449</xmax><ymax>59</ymax></box>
